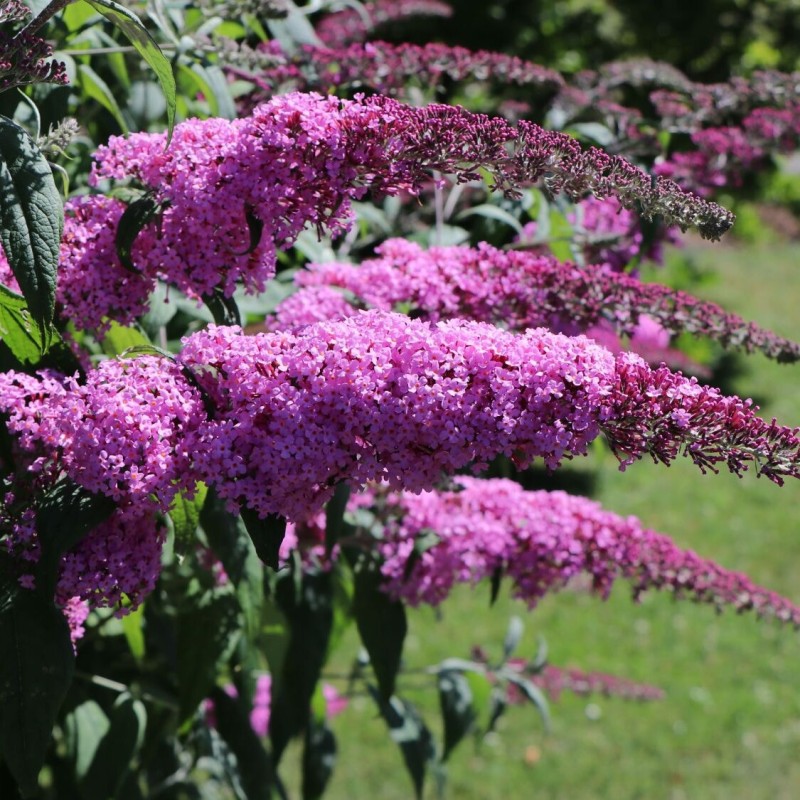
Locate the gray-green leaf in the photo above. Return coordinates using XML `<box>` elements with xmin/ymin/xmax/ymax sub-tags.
<box><xmin>0</xmin><ymin>116</ymin><xmax>62</xmax><ymax>349</ymax></box>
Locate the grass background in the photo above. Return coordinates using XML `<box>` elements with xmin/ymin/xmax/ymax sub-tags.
<box><xmin>286</xmin><ymin>240</ymin><xmax>800</xmax><ymax>799</ymax></box>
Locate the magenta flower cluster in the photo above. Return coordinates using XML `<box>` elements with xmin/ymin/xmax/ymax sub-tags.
<box><xmin>4</xmin><ymin>311</ymin><xmax>800</xmax><ymax>618</ymax></box>
<box><xmin>376</xmin><ymin>477</ymin><xmax>800</xmax><ymax>627</ymax></box>
<box><xmin>0</xmin><ymin>356</ymin><xmax>205</xmax><ymax>509</ymax></box>
<box><xmin>85</xmin><ymin>90</ymin><xmax>732</xmax><ymax>313</ymax></box>
<box><xmin>179</xmin><ymin>312</ymin><xmax>616</xmax><ymax>521</ymax></box>
<box><xmin>270</xmin><ymin>238</ymin><xmax>800</xmax><ymax>362</ymax></box>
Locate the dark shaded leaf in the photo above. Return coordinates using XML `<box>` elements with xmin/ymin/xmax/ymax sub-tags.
<box><xmin>351</xmin><ymin>556</ymin><xmax>406</xmax><ymax>701</ymax></box>
<box><xmin>489</xmin><ymin>564</ymin><xmax>503</xmax><ymax>607</ymax></box>
<box><xmin>240</xmin><ymin>507</ymin><xmax>286</xmax><ymax>570</ymax></box>
<box><xmin>368</xmin><ymin>687</ymin><xmax>436</xmax><ymax>800</ymax></box>
<box><xmin>81</xmin><ymin>693</ymin><xmax>146</xmax><ymax>800</ymax></box>
<box><xmin>209</xmin><ymin>687</ymin><xmax>274</xmax><ymax>800</ymax></box>
<box><xmin>35</xmin><ymin>479</ymin><xmax>116</xmax><ymax>598</ymax></box>
<box><xmin>301</xmin><ymin>717</ymin><xmax>336</xmax><ymax>800</ymax></box>
<box><xmin>201</xmin><ymin>489</ymin><xmax>264</xmax><ymax>644</ymax></box>
<box><xmin>202</xmin><ymin>288</ymin><xmax>242</xmax><ymax>327</ymax></box>
<box><xmin>176</xmin><ymin>589</ymin><xmax>241</xmax><ymax>723</ymax></box>
<box><xmin>0</xmin><ymin>115</ymin><xmax>61</xmax><ymax>348</ymax></box>
<box><xmin>324</xmin><ymin>482</ymin><xmax>351</xmax><ymax>556</ymax></box>
<box><xmin>270</xmin><ymin>571</ymin><xmax>333</xmax><ymax>763</ymax></box>
<box><xmin>115</xmin><ymin>193</ymin><xmax>162</xmax><ymax>273</ymax></box>
<box><xmin>0</xmin><ymin>590</ymin><xmax>74</xmax><ymax>798</ymax></box>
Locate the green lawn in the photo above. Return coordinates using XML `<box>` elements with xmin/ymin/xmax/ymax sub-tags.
<box><xmin>287</xmin><ymin>240</ymin><xmax>800</xmax><ymax>799</ymax></box>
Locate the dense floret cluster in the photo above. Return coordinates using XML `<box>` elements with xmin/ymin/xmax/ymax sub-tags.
<box><xmin>270</xmin><ymin>239</ymin><xmax>800</xmax><ymax>362</ymax></box>
<box><xmin>375</xmin><ymin>477</ymin><xmax>800</xmax><ymax>627</ymax></box>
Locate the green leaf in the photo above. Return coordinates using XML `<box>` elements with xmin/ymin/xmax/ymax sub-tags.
<box><xmin>176</xmin><ymin>588</ymin><xmax>242</xmax><ymax>724</ymax></box>
<box><xmin>83</xmin><ymin>0</ymin><xmax>177</xmax><ymax>138</ymax></box>
<box><xmin>324</xmin><ymin>482</ymin><xmax>351</xmax><ymax>556</ymax></box>
<box><xmin>489</xmin><ymin>564</ymin><xmax>503</xmax><ymax>607</ymax></box>
<box><xmin>76</xmin><ymin>63</ymin><xmax>129</xmax><ymax>133</ymax></box>
<box><xmin>0</xmin><ymin>285</ymin><xmax>79</xmax><ymax>372</ymax></box>
<box><xmin>438</xmin><ymin>670</ymin><xmax>475</xmax><ymax>762</ymax></box>
<box><xmin>169</xmin><ymin>482</ymin><xmax>208</xmax><ymax>555</ymax></box>
<box><xmin>302</xmin><ymin>716</ymin><xmax>336</xmax><ymax>800</ymax></box>
<box><xmin>0</xmin><ymin>590</ymin><xmax>75</xmax><ymax>798</ymax></box>
<box><xmin>209</xmin><ymin>687</ymin><xmax>274</xmax><ymax>800</ymax></box>
<box><xmin>368</xmin><ymin>688</ymin><xmax>436</xmax><ymax>800</ymax></box>
<box><xmin>0</xmin><ymin>283</ymin><xmax>46</xmax><ymax>364</ymax></box>
<box><xmin>203</xmin><ymin>288</ymin><xmax>242</xmax><ymax>328</ymax></box>
<box><xmin>200</xmin><ymin>489</ymin><xmax>264</xmax><ymax>645</ymax></box>
<box><xmin>270</xmin><ymin>570</ymin><xmax>334</xmax><ymax>763</ymax></box>
<box><xmin>502</xmin><ymin>616</ymin><xmax>524</xmax><ymax>662</ymax></box>
<box><xmin>63</xmin><ymin>700</ymin><xmax>109</xmax><ymax>780</ymax></box>
<box><xmin>80</xmin><ymin>693</ymin><xmax>147</xmax><ymax>800</ymax></box>
<box><xmin>455</xmin><ymin>203</ymin><xmax>524</xmax><ymax>234</ymax></box>
<box><xmin>239</xmin><ymin>507</ymin><xmax>286</xmax><ymax>570</ymax></box>
<box><xmin>115</xmin><ymin>193</ymin><xmax>162</xmax><ymax>273</ymax></box>
<box><xmin>505</xmin><ymin>674</ymin><xmax>551</xmax><ymax>733</ymax></box>
<box><xmin>178</xmin><ymin>61</ymin><xmax>237</xmax><ymax>120</ymax></box>
<box><xmin>351</xmin><ymin>555</ymin><xmax>406</xmax><ymax>702</ymax></box>
<box><xmin>120</xmin><ymin>602</ymin><xmax>145</xmax><ymax>662</ymax></box>
<box><xmin>99</xmin><ymin>321</ymin><xmax>151</xmax><ymax>357</ymax></box>
<box><xmin>0</xmin><ymin>115</ymin><xmax>62</xmax><ymax>348</ymax></box>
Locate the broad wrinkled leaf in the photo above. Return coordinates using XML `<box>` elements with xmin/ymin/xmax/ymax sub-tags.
<box><xmin>0</xmin><ymin>589</ymin><xmax>75</xmax><ymax>798</ymax></box>
<box><xmin>84</xmin><ymin>0</ymin><xmax>176</xmax><ymax>137</ymax></box>
<box><xmin>0</xmin><ymin>115</ymin><xmax>62</xmax><ymax>348</ymax></box>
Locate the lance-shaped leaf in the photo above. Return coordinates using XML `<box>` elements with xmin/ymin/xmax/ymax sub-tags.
<box><xmin>302</xmin><ymin>714</ymin><xmax>336</xmax><ymax>800</ymax></box>
<box><xmin>351</xmin><ymin>555</ymin><xmax>406</xmax><ymax>702</ymax></box>
<box><xmin>368</xmin><ymin>688</ymin><xmax>437</xmax><ymax>800</ymax></box>
<box><xmin>176</xmin><ymin>588</ymin><xmax>242</xmax><ymax>724</ymax></box>
<box><xmin>240</xmin><ymin>507</ymin><xmax>286</xmax><ymax>570</ymax></box>
<box><xmin>438</xmin><ymin>670</ymin><xmax>476</xmax><ymax>762</ymax></box>
<box><xmin>80</xmin><ymin>692</ymin><xmax>147</xmax><ymax>799</ymax></box>
<box><xmin>0</xmin><ymin>116</ymin><xmax>62</xmax><ymax>349</ymax></box>
<box><xmin>169</xmin><ymin>482</ymin><xmax>208</xmax><ymax>556</ymax></box>
<box><xmin>201</xmin><ymin>489</ymin><xmax>264</xmax><ymax>645</ymax></box>
<box><xmin>270</xmin><ymin>570</ymin><xmax>333</xmax><ymax>763</ymax></box>
<box><xmin>209</xmin><ymin>687</ymin><xmax>274</xmax><ymax>800</ymax></box>
<box><xmin>0</xmin><ymin>588</ymin><xmax>75</xmax><ymax>798</ymax></box>
<box><xmin>84</xmin><ymin>0</ymin><xmax>176</xmax><ymax>137</ymax></box>
<box><xmin>115</xmin><ymin>193</ymin><xmax>162</xmax><ymax>272</ymax></box>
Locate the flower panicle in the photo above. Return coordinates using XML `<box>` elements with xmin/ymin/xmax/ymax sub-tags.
<box><xmin>604</xmin><ymin>354</ymin><xmax>800</xmax><ymax>485</ymax></box>
<box><xmin>374</xmin><ymin>477</ymin><xmax>800</xmax><ymax>630</ymax></box>
<box><xmin>271</xmin><ymin>238</ymin><xmax>799</xmax><ymax>363</ymax></box>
